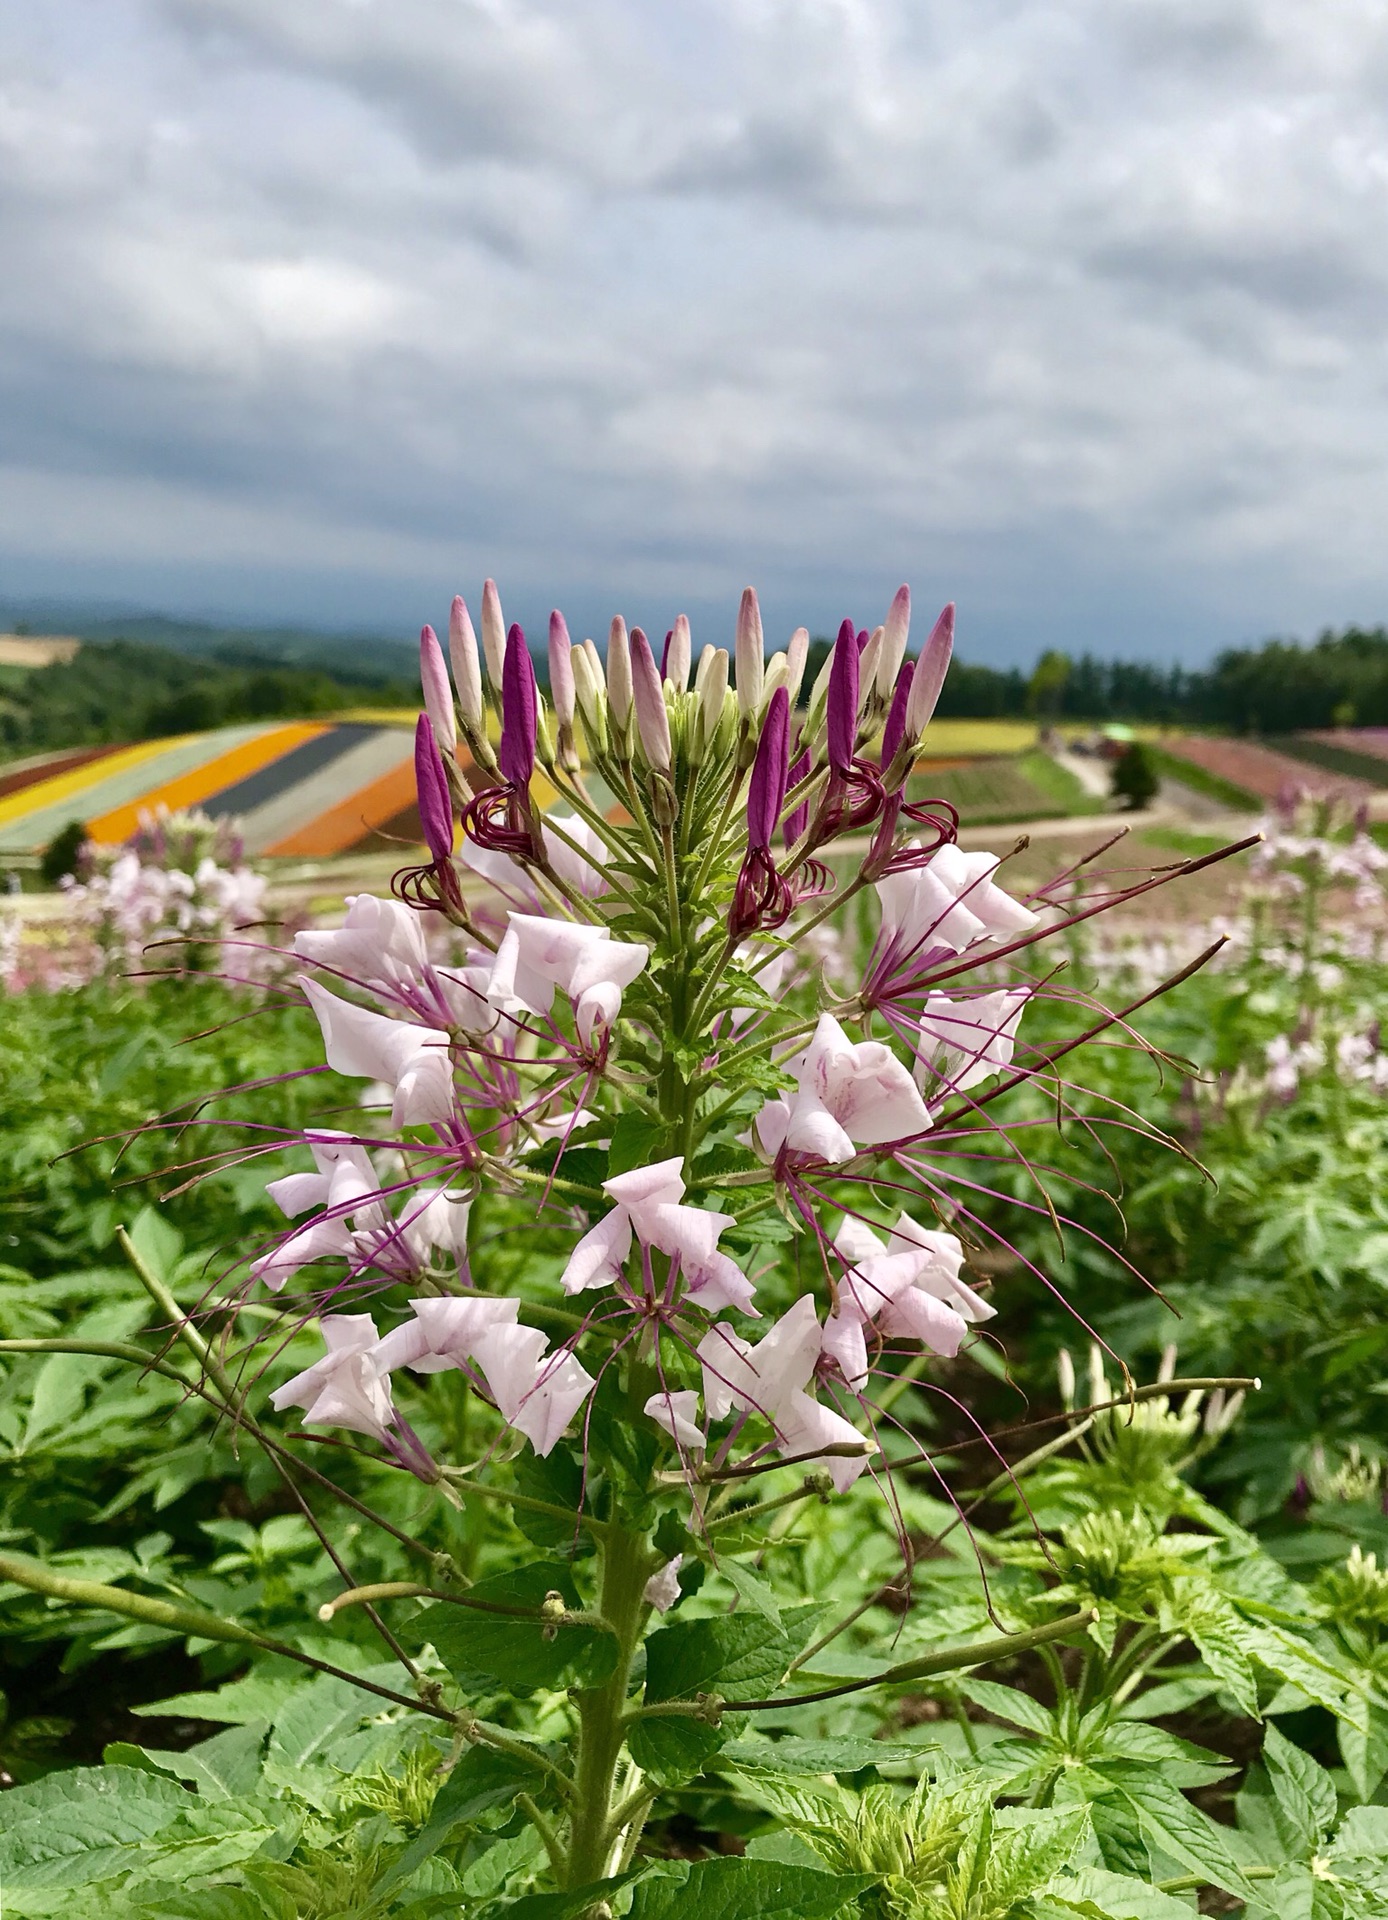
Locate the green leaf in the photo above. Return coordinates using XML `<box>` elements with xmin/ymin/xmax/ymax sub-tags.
<box><xmin>608</xmin><ymin>1112</ymin><xmax>668</xmax><ymax>1177</ymax></box>
<box><xmin>629</xmin><ymin>1710</ymin><xmax>730</xmax><ymax>1785</ymax></box>
<box><xmin>128</xmin><ymin>1722</ymin><xmax>267</xmax><ymax>1799</ymax></box>
<box><xmin>375</xmin><ymin>1743</ymin><xmax>557</xmax><ymax>1897</ymax></box>
<box><xmin>1262</xmin><ymin>1726</ymin><xmax>1337</xmax><ymax>1855</ymax></box>
<box><xmin>959</xmin><ymin>1676</ymin><xmax>1058</xmax><ymax>1737</ymax></box>
<box><xmin>510</xmin><ymin>1447</ymin><xmax>593</xmax><ymax>1555</ymax></box>
<box><xmin>1103</xmin><ymin>1762</ymin><xmax>1256</xmax><ymax>1900</ymax></box>
<box><xmin>722</xmin><ymin>1560</ymin><xmax>783</xmax><ymax>1626</ymax></box>
<box><xmin>645</xmin><ymin>1604</ymin><xmax>819</xmax><ymax>1704</ymax></box>
<box><xmin>504</xmin><ymin>1867</ymin><xmax>648</xmax><ymax>1920</ymax></box>
<box><xmin>130</xmin><ymin>1670</ymin><xmax>303</xmax><ymax>1725</ymax></box>
<box><xmin>425</xmin><ymin>1562</ymin><xmax>617</xmax><ymax>1692</ymax></box>
<box><xmin>628</xmin><ymin>1859</ymin><xmax>877</xmax><ymax>1920</ymax></box>
<box><xmin>987</xmin><ymin>1805</ymin><xmax>1091</xmax><ymax>1904</ymax></box>
<box><xmin>1047</xmin><ymin>1864</ymin><xmax>1199</xmax><ymax>1920</ymax></box>
<box><xmin>126</xmin><ymin>1205</ymin><xmax>183</xmax><ymax>1285</ymax></box>
<box><xmin>0</xmin><ymin>1764</ymin><xmax>191</xmax><ymax>1890</ymax></box>
<box><xmin>1339</xmin><ymin>1705</ymin><xmax>1388</xmax><ymax>1804</ymax></box>
<box><xmin>267</xmin><ymin>1674</ymin><xmax>377</xmax><ymax>1768</ymax></box>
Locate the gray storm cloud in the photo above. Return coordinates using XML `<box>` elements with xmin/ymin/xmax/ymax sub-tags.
<box><xmin>1</xmin><ymin>0</ymin><xmax>1386</xmax><ymax>659</ymax></box>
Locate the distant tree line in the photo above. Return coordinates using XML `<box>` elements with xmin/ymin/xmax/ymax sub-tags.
<box><xmin>0</xmin><ymin>640</ymin><xmax>416</xmax><ymax>756</ymax></box>
<box><xmin>799</xmin><ymin>624</ymin><xmax>1388</xmax><ymax>733</ymax></box>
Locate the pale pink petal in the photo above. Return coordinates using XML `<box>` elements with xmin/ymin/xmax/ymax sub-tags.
<box><xmin>603</xmin><ymin>1157</ymin><xmax>686</xmax><ymax>1213</ymax></box>
<box><xmin>774</xmin><ymin>1390</ymin><xmax>875</xmax><ymax>1492</ymax></box>
<box><xmin>559</xmin><ymin>1207</ymin><xmax>633</xmax><ymax>1294</ymax></box>
<box><xmin>643</xmin><ymin>1555</ymin><xmax>683</xmax><ymax>1611</ymax></box>
<box><xmin>644</xmin><ymin>1390</ymin><xmax>703</xmax><ymax>1449</ymax></box>
<box><xmin>822</xmin><ymin>1310</ymin><xmax>870</xmax><ymax>1392</ymax></box>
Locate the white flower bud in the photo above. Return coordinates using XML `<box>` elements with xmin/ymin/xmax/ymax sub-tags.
<box><xmin>786</xmin><ymin>626</ymin><xmax>809</xmax><ymax>706</ymax></box>
<box><xmin>666</xmin><ymin>614</ymin><xmax>692</xmax><ymax>693</ymax></box>
<box><xmin>480</xmin><ymin>578</ymin><xmax>506</xmax><ymax>691</ymax></box>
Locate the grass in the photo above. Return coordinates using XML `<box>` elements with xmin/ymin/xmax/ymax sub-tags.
<box><xmin>916</xmin><ymin>719</ymin><xmax>1041</xmax><ymax>754</ymax></box>
<box><xmin>1016</xmin><ymin>749</ymin><xmax>1105</xmax><ymax>815</ymax></box>
<box><xmin>909</xmin><ymin>754</ymin><xmax>1068</xmax><ymax>825</ymax></box>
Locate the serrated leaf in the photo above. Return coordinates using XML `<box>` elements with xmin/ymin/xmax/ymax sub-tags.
<box><xmin>987</xmin><ymin>1805</ymin><xmax>1090</xmax><ymax>1903</ymax></box>
<box><xmin>1262</xmin><ymin>1726</ymin><xmax>1337</xmax><ymax>1855</ymax></box>
<box><xmin>722</xmin><ymin>1560</ymin><xmax>783</xmax><ymax>1626</ymax></box>
<box><xmin>130</xmin><ymin>1722</ymin><xmax>267</xmax><ymax>1798</ymax></box>
<box><xmin>0</xmin><ymin>1764</ymin><xmax>191</xmax><ymax>1890</ymax></box>
<box><xmin>1103</xmin><ymin>1762</ymin><xmax>1256</xmax><ymax>1900</ymax></box>
<box><xmin>608</xmin><ymin>1113</ymin><xmax>669</xmax><ymax>1177</ymax></box>
<box><xmin>629</xmin><ymin>1711</ymin><xmax>729</xmax><ymax>1785</ymax></box>
<box><xmin>645</xmin><ymin>1604</ymin><xmax>819</xmax><ymax>1704</ymax></box>
<box><xmin>268</xmin><ymin>1674</ymin><xmax>376</xmax><ymax>1768</ymax></box>
<box><xmin>374</xmin><ymin>1743</ymin><xmax>557</xmax><ymax>1897</ymax></box>
<box><xmin>1047</xmin><ymin>1864</ymin><xmax>1199</xmax><ymax>1920</ymax></box>
<box><xmin>960</xmin><ymin>1676</ymin><xmax>1058</xmax><ymax>1737</ymax></box>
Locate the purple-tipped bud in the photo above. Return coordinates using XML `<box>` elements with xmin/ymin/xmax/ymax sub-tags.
<box><xmin>414</xmin><ymin>713</ymin><xmax>454</xmax><ymax>864</ymax></box>
<box><xmin>827</xmin><ymin>618</ymin><xmax>860</xmax><ymax>775</ymax></box>
<box><xmin>548</xmin><ymin>611</ymin><xmax>575</xmax><ymax>729</ymax></box>
<box><xmin>480</xmin><ymin>579</ymin><xmax>506</xmax><ymax>690</ymax></box>
<box><xmin>419</xmin><ymin>625</ymin><xmax>456</xmax><ymax>755</ymax></box>
<box><xmin>735</xmin><ymin>586</ymin><xmax>764</xmax><ymax>718</ymax></box>
<box><xmin>904</xmin><ymin>603</ymin><xmax>954</xmax><ymax>742</ymax></box>
<box><xmin>880</xmin><ymin>659</ymin><xmax>913</xmax><ymax>779</ymax></box>
<box><xmin>629</xmin><ymin>626</ymin><xmax>672</xmax><ymax>772</ymax></box>
<box><xmin>878</xmin><ymin>585</ymin><xmax>910</xmax><ymax>698</ymax></box>
<box><xmin>856</xmin><ymin>627</ymin><xmax>870</xmax><ymax>652</ymax></box>
<box><xmin>857</xmin><ymin>625</ymin><xmax>884</xmax><ymax>715</ymax></box>
<box><xmin>449</xmin><ymin>595</ymin><xmax>484</xmax><ymax>729</ymax></box>
<box><xmin>784</xmin><ymin>746</ymin><xmax>811</xmax><ymax>846</ymax></box>
<box><xmin>606</xmin><ymin>616</ymin><xmax>633</xmax><ymax>734</ymax></box>
<box><xmin>666</xmin><ymin>612</ymin><xmax>691</xmax><ymax>692</ymax></box>
<box><xmin>500</xmin><ymin>622</ymin><xmax>537</xmax><ymax>787</ymax></box>
<box><xmin>747</xmin><ymin>686</ymin><xmax>790</xmax><ymax>850</ymax></box>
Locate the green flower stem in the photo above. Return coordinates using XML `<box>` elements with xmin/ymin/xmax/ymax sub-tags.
<box><xmin>565</xmin><ymin>1523</ymin><xmax>653</xmax><ymax>1889</ymax></box>
<box><xmin>518</xmin><ymin>1792</ymin><xmax>566</xmax><ymax>1877</ymax></box>
<box><xmin>707</xmin><ymin>1472</ymin><xmax>835</xmax><ymax>1530</ymax></box>
<box><xmin>116</xmin><ymin>1222</ymin><xmax>237</xmax><ymax>1403</ymax></box>
<box><xmin>436</xmin><ymin>1468</ymin><xmax>611</xmax><ymax>1538</ymax></box>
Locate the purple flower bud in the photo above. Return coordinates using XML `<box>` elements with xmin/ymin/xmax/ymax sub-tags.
<box><xmin>419</xmin><ymin>625</ymin><xmax>456</xmax><ymax>755</ymax></box>
<box><xmin>735</xmin><ymin>587</ymin><xmax>764</xmax><ymax>718</ymax></box>
<box><xmin>480</xmin><ymin>579</ymin><xmax>506</xmax><ymax>690</ymax></box>
<box><xmin>880</xmin><ymin>659</ymin><xmax>913</xmax><ymax>775</ymax></box>
<box><xmin>549</xmin><ymin>611</ymin><xmax>575</xmax><ymax>729</ymax></box>
<box><xmin>500</xmin><ymin>623</ymin><xmax>537</xmax><ymax>787</ymax></box>
<box><xmin>629</xmin><ymin>626</ymin><xmax>672</xmax><ymax>772</ymax></box>
<box><xmin>904</xmin><ymin>603</ymin><xmax>954</xmax><ymax>742</ymax></box>
<box><xmin>747</xmin><ymin>686</ymin><xmax>790</xmax><ymax>850</ymax></box>
<box><xmin>856</xmin><ymin>627</ymin><xmax>870</xmax><ymax>652</ymax></box>
<box><xmin>449</xmin><ymin>596</ymin><xmax>483</xmax><ymax>729</ymax></box>
<box><xmin>414</xmin><ymin>714</ymin><xmax>454</xmax><ymax>864</ymax></box>
<box><xmin>783</xmin><ymin>747</ymin><xmax>811</xmax><ymax>846</ymax></box>
<box><xmin>827</xmin><ymin>618</ymin><xmax>860</xmax><ymax>775</ymax></box>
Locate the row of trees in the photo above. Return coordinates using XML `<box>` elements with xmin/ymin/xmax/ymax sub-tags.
<box><xmin>937</xmin><ymin>626</ymin><xmax>1388</xmax><ymax>731</ymax></box>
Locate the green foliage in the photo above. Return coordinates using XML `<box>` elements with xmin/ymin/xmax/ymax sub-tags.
<box><xmin>0</xmin><ymin>638</ymin><xmax>413</xmax><ymax>758</ymax></box>
<box><xmin>1109</xmin><ymin>744</ymin><xmax>1159</xmax><ymax>811</ymax></box>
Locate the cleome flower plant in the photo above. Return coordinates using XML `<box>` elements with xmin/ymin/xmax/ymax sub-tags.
<box><xmin>0</xmin><ymin>582</ymin><xmax>1263</xmax><ymax>1906</ymax></box>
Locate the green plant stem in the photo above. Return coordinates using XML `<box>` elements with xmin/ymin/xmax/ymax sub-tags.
<box><xmin>565</xmin><ymin>1523</ymin><xmax>651</xmax><ymax>1888</ymax></box>
<box><xmin>707</xmin><ymin>1473</ymin><xmax>834</xmax><ymax>1530</ymax></box>
<box><xmin>648</xmin><ymin>1609</ymin><xmax>1098</xmax><ymax>1716</ymax></box>
<box><xmin>519</xmin><ymin>1793</ymin><xmax>566</xmax><ymax>1877</ymax></box>
<box><xmin>437</xmin><ymin>1467</ymin><xmax>611</xmax><ymax>1539</ymax></box>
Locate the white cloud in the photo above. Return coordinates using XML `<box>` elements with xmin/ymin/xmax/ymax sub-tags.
<box><xmin>1</xmin><ymin>0</ymin><xmax>1387</xmax><ymax>658</ymax></box>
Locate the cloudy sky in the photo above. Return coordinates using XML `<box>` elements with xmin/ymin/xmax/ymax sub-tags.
<box><xmin>2</xmin><ymin>1</ymin><xmax>1387</xmax><ymax>665</ymax></box>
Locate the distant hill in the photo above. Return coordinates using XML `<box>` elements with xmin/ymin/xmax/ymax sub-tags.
<box><xmin>0</xmin><ymin>603</ymin><xmax>416</xmax><ymax>686</ymax></box>
<box><xmin>0</xmin><ymin>634</ymin><xmax>416</xmax><ymax>759</ymax></box>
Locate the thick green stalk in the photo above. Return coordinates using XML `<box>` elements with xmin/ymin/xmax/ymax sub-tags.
<box><xmin>564</xmin><ymin>1523</ymin><xmax>651</xmax><ymax>1888</ymax></box>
